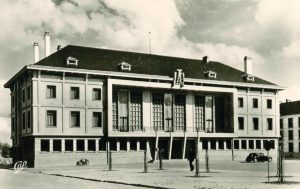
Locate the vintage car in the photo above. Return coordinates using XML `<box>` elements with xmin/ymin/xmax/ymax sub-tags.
<box><xmin>76</xmin><ymin>158</ymin><xmax>89</xmax><ymax>166</ymax></box>
<box><xmin>245</xmin><ymin>153</ymin><xmax>272</xmax><ymax>162</ymax></box>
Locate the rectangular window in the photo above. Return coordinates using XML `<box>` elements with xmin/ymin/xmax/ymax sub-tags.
<box><xmin>249</xmin><ymin>140</ymin><xmax>254</xmax><ymax>149</ymax></box>
<box><xmin>130</xmin><ymin>91</ymin><xmax>143</xmax><ymax>131</ymax></box>
<box><xmin>267</xmin><ymin>118</ymin><xmax>273</xmax><ymax>130</ymax></box>
<box><xmin>202</xmin><ymin>140</ymin><xmax>208</xmax><ymax>150</ymax></box>
<box><xmin>99</xmin><ymin>139</ymin><xmax>106</xmax><ymax>151</ymax></box>
<box><xmin>76</xmin><ymin>140</ymin><xmax>85</xmax><ymax>151</ymax></box>
<box><xmin>270</xmin><ymin>140</ymin><xmax>275</xmax><ymax>149</ymax></box>
<box><xmin>22</xmin><ymin>112</ymin><xmax>26</xmax><ymax>129</ymax></box>
<box><xmin>288</xmin><ymin>118</ymin><xmax>293</xmax><ymax>128</ymax></box>
<box><xmin>92</xmin><ymin>112</ymin><xmax>102</xmax><ymax>127</ymax></box>
<box><xmin>22</xmin><ymin>88</ymin><xmax>25</xmax><ymax>102</ymax></box>
<box><xmin>152</xmin><ymin>92</ymin><xmax>164</xmax><ymax>131</ymax></box>
<box><xmin>267</xmin><ymin>99</ymin><xmax>272</xmax><ymax>109</ymax></box>
<box><xmin>46</xmin><ymin>85</ymin><xmax>56</xmax><ymax>98</ymax></box>
<box><xmin>226</xmin><ymin>139</ymin><xmax>232</xmax><ymax>149</ymax></box>
<box><xmin>92</xmin><ymin>88</ymin><xmax>101</xmax><ymax>100</ymax></box>
<box><xmin>65</xmin><ymin>140</ymin><xmax>73</xmax><ymax>151</ymax></box>
<box><xmin>280</xmin><ymin>119</ymin><xmax>283</xmax><ymax>129</ymax></box>
<box><xmin>88</xmin><ymin>140</ymin><xmax>96</xmax><ymax>151</ymax></box>
<box><xmin>47</xmin><ymin>110</ymin><xmax>57</xmax><ymax>127</ymax></box>
<box><xmin>253</xmin><ymin>118</ymin><xmax>259</xmax><ymax>130</ymax></box>
<box><xmin>210</xmin><ymin>140</ymin><xmax>216</xmax><ymax>150</ymax></box>
<box><xmin>27</xmin><ymin>86</ymin><xmax>31</xmax><ymax>100</ymax></box>
<box><xmin>70</xmin><ymin>87</ymin><xmax>80</xmax><ymax>99</ymax></box>
<box><xmin>140</xmin><ymin>140</ymin><xmax>146</xmax><ymax>151</ymax></box>
<box><xmin>289</xmin><ymin>130</ymin><xmax>293</xmax><ymax>140</ymax></box>
<box><xmin>41</xmin><ymin>139</ymin><xmax>50</xmax><ymax>152</ymax></box>
<box><xmin>253</xmin><ymin>98</ymin><xmax>258</xmax><ymax>108</ymax></box>
<box><xmin>130</xmin><ymin>140</ymin><xmax>137</xmax><ymax>151</ymax></box>
<box><xmin>195</xmin><ymin>96</ymin><xmax>205</xmax><ymax>131</ymax></box>
<box><xmin>53</xmin><ymin>140</ymin><xmax>61</xmax><ymax>152</ymax></box>
<box><xmin>241</xmin><ymin>140</ymin><xmax>247</xmax><ymax>149</ymax></box>
<box><xmin>70</xmin><ymin>111</ymin><xmax>80</xmax><ymax>127</ymax></box>
<box><xmin>234</xmin><ymin>140</ymin><xmax>239</xmax><ymax>149</ymax></box>
<box><xmin>27</xmin><ymin>111</ymin><xmax>31</xmax><ymax>129</ymax></box>
<box><xmin>174</xmin><ymin>94</ymin><xmax>185</xmax><ymax>131</ymax></box>
<box><xmin>238</xmin><ymin>117</ymin><xmax>244</xmax><ymax>130</ymax></box>
<box><xmin>238</xmin><ymin>97</ymin><xmax>244</xmax><ymax>108</ymax></box>
<box><xmin>219</xmin><ymin>140</ymin><xmax>224</xmax><ymax>150</ymax></box>
<box><xmin>256</xmin><ymin>140</ymin><xmax>261</xmax><ymax>149</ymax></box>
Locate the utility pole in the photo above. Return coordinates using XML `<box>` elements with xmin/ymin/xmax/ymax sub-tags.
<box><xmin>195</xmin><ymin>127</ymin><xmax>200</xmax><ymax>177</ymax></box>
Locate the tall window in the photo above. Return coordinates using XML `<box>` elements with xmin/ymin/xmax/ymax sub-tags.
<box><xmin>22</xmin><ymin>89</ymin><xmax>25</xmax><ymax>102</ymax></box>
<box><xmin>70</xmin><ymin>87</ymin><xmax>80</xmax><ymax>99</ymax></box>
<box><xmin>112</xmin><ymin>91</ymin><xmax>118</xmax><ymax>130</ymax></box>
<box><xmin>174</xmin><ymin>94</ymin><xmax>185</xmax><ymax>131</ymax></box>
<box><xmin>289</xmin><ymin>130</ymin><xmax>293</xmax><ymax>140</ymax></box>
<box><xmin>256</xmin><ymin>140</ymin><xmax>261</xmax><ymax>149</ymax></box>
<box><xmin>152</xmin><ymin>93</ymin><xmax>164</xmax><ymax>131</ymax></box>
<box><xmin>195</xmin><ymin>96</ymin><xmax>205</xmax><ymax>131</ymax></box>
<box><xmin>267</xmin><ymin>118</ymin><xmax>273</xmax><ymax>130</ymax></box>
<box><xmin>267</xmin><ymin>99</ymin><xmax>272</xmax><ymax>109</ymax></box>
<box><xmin>130</xmin><ymin>91</ymin><xmax>143</xmax><ymax>130</ymax></box>
<box><xmin>27</xmin><ymin>86</ymin><xmax>31</xmax><ymax>100</ymax></box>
<box><xmin>22</xmin><ymin>112</ymin><xmax>26</xmax><ymax>129</ymax></box>
<box><xmin>253</xmin><ymin>117</ymin><xmax>259</xmax><ymax>130</ymax></box>
<box><xmin>288</xmin><ymin>118</ymin><xmax>293</xmax><ymax>128</ymax></box>
<box><xmin>70</xmin><ymin>111</ymin><xmax>80</xmax><ymax>127</ymax></box>
<box><xmin>238</xmin><ymin>97</ymin><xmax>244</xmax><ymax>108</ymax></box>
<box><xmin>253</xmin><ymin>98</ymin><xmax>258</xmax><ymax>108</ymax></box>
<box><xmin>46</xmin><ymin>85</ymin><xmax>56</xmax><ymax>98</ymax></box>
<box><xmin>92</xmin><ymin>88</ymin><xmax>101</xmax><ymax>100</ymax></box>
<box><xmin>27</xmin><ymin>110</ymin><xmax>31</xmax><ymax>129</ymax></box>
<box><xmin>88</xmin><ymin>140</ymin><xmax>96</xmax><ymax>151</ymax></box>
<box><xmin>238</xmin><ymin>117</ymin><xmax>244</xmax><ymax>130</ymax></box>
<box><xmin>92</xmin><ymin>112</ymin><xmax>102</xmax><ymax>127</ymax></box>
<box><xmin>47</xmin><ymin>110</ymin><xmax>57</xmax><ymax>127</ymax></box>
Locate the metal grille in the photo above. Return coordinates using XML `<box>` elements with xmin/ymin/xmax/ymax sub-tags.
<box><xmin>112</xmin><ymin>91</ymin><xmax>118</xmax><ymax>130</ymax></box>
<box><xmin>130</xmin><ymin>91</ymin><xmax>143</xmax><ymax>130</ymax></box>
<box><xmin>174</xmin><ymin>94</ymin><xmax>185</xmax><ymax>131</ymax></box>
<box><xmin>152</xmin><ymin>93</ymin><xmax>164</xmax><ymax>131</ymax></box>
<box><xmin>195</xmin><ymin>96</ymin><xmax>205</xmax><ymax>131</ymax></box>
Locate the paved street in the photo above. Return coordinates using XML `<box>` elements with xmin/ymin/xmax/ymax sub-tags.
<box><xmin>1</xmin><ymin>159</ymin><xmax>300</xmax><ymax>189</ymax></box>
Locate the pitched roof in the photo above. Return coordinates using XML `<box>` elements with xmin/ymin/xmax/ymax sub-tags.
<box><xmin>280</xmin><ymin>101</ymin><xmax>300</xmax><ymax>116</ymax></box>
<box><xmin>35</xmin><ymin>45</ymin><xmax>275</xmax><ymax>86</ymax></box>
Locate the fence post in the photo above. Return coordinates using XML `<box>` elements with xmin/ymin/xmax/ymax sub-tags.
<box><xmin>205</xmin><ymin>149</ymin><xmax>209</xmax><ymax>173</ymax></box>
<box><xmin>195</xmin><ymin>132</ymin><xmax>200</xmax><ymax>177</ymax></box>
<box><xmin>159</xmin><ymin>148</ymin><xmax>163</xmax><ymax>170</ymax></box>
<box><xmin>108</xmin><ymin>151</ymin><xmax>112</xmax><ymax>171</ymax></box>
<box><xmin>144</xmin><ymin>150</ymin><xmax>148</xmax><ymax>173</ymax></box>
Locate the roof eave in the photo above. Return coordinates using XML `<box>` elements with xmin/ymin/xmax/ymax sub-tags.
<box><xmin>27</xmin><ymin>64</ymin><xmax>285</xmax><ymax>90</ymax></box>
<box><xmin>3</xmin><ymin>66</ymin><xmax>28</xmax><ymax>88</ymax></box>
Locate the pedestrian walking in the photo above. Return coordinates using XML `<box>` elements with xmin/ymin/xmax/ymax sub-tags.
<box><xmin>187</xmin><ymin>147</ymin><xmax>195</xmax><ymax>171</ymax></box>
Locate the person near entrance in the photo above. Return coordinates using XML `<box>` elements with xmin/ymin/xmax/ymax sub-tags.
<box><xmin>187</xmin><ymin>147</ymin><xmax>196</xmax><ymax>171</ymax></box>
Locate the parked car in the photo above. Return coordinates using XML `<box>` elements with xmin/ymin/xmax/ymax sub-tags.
<box><xmin>245</xmin><ymin>153</ymin><xmax>272</xmax><ymax>162</ymax></box>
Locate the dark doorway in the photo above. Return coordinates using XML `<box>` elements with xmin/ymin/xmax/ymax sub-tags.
<box><xmin>171</xmin><ymin>139</ymin><xmax>183</xmax><ymax>159</ymax></box>
<box><xmin>185</xmin><ymin>139</ymin><xmax>196</xmax><ymax>159</ymax></box>
<box><xmin>158</xmin><ymin>139</ymin><xmax>169</xmax><ymax>159</ymax></box>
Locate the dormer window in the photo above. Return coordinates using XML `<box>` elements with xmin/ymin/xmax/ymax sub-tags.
<box><xmin>66</xmin><ymin>57</ymin><xmax>78</xmax><ymax>66</ymax></box>
<box><xmin>204</xmin><ymin>70</ymin><xmax>217</xmax><ymax>79</ymax></box>
<box><xmin>242</xmin><ymin>74</ymin><xmax>255</xmax><ymax>82</ymax></box>
<box><xmin>119</xmin><ymin>62</ymin><xmax>131</xmax><ymax>71</ymax></box>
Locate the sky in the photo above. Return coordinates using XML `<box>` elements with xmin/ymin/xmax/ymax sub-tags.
<box><xmin>1</xmin><ymin>0</ymin><xmax>300</xmax><ymax>144</ymax></box>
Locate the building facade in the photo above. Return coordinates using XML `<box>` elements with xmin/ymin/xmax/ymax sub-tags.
<box><xmin>4</xmin><ymin>33</ymin><xmax>284</xmax><ymax>167</ymax></box>
<box><xmin>280</xmin><ymin>101</ymin><xmax>300</xmax><ymax>155</ymax></box>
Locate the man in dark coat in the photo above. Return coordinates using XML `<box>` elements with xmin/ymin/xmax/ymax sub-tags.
<box><xmin>187</xmin><ymin>147</ymin><xmax>196</xmax><ymax>171</ymax></box>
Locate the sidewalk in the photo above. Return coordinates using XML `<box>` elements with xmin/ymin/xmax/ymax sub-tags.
<box><xmin>36</xmin><ymin>160</ymin><xmax>300</xmax><ymax>189</ymax></box>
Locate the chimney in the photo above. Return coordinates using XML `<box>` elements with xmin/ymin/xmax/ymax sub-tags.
<box><xmin>202</xmin><ymin>56</ymin><xmax>209</xmax><ymax>63</ymax></box>
<box><xmin>33</xmin><ymin>42</ymin><xmax>39</xmax><ymax>63</ymax></box>
<box><xmin>244</xmin><ymin>56</ymin><xmax>253</xmax><ymax>75</ymax></box>
<box><xmin>44</xmin><ymin>31</ymin><xmax>51</xmax><ymax>57</ymax></box>
<box><xmin>57</xmin><ymin>45</ymin><xmax>61</xmax><ymax>51</ymax></box>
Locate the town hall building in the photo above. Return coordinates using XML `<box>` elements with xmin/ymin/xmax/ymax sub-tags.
<box><xmin>4</xmin><ymin>32</ymin><xmax>284</xmax><ymax>167</ymax></box>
